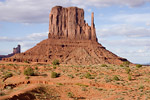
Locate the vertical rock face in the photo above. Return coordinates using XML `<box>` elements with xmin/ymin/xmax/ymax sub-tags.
<box><xmin>48</xmin><ymin>6</ymin><xmax>97</xmax><ymax>41</ymax></box>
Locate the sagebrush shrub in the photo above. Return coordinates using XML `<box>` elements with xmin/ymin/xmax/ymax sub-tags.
<box><xmin>136</xmin><ymin>64</ymin><xmax>142</xmax><ymax>68</ymax></box>
<box><xmin>24</xmin><ymin>67</ymin><xmax>34</xmax><ymax>76</ymax></box>
<box><xmin>85</xmin><ymin>73</ymin><xmax>94</xmax><ymax>79</ymax></box>
<box><xmin>125</xmin><ymin>68</ymin><xmax>131</xmax><ymax>74</ymax></box>
<box><xmin>128</xmin><ymin>75</ymin><xmax>132</xmax><ymax>81</ymax></box>
<box><xmin>123</xmin><ymin>61</ymin><xmax>130</xmax><ymax>67</ymax></box>
<box><xmin>52</xmin><ymin>59</ymin><xmax>60</xmax><ymax>65</ymax></box>
<box><xmin>67</xmin><ymin>92</ymin><xmax>74</xmax><ymax>98</ymax></box>
<box><xmin>113</xmin><ymin>75</ymin><xmax>120</xmax><ymax>81</ymax></box>
<box><xmin>4</xmin><ymin>72</ymin><xmax>13</xmax><ymax>78</ymax></box>
<box><xmin>101</xmin><ymin>64</ymin><xmax>108</xmax><ymax>67</ymax></box>
<box><xmin>51</xmin><ymin>72</ymin><xmax>60</xmax><ymax>78</ymax></box>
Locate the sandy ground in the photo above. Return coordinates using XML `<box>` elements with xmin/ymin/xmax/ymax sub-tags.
<box><xmin>0</xmin><ymin>61</ymin><xmax>150</xmax><ymax>100</ymax></box>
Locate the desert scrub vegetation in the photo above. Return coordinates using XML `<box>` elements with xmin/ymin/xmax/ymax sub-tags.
<box><xmin>24</xmin><ymin>61</ymin><xmax>30</xmax><ymax>63</ymax></box>
<box><xmin>67</xmin><ymin>74</ymin><xmax>74</xmax><ymax>78</ymax></box>
<box><xmin>67</xmin><ymin>92</ymin><xmax>74</xmax><ymax>98</ymax></box>
<box><xmin>76</xmin><ymin>83</ymin><xmax>89</xmax><ymax>87</ymax></box>
<box><xmin>120</xmin><ymin>64</ymin><xmax>124</xmax><ymax>67</ymax></box>
<box><xmin>104</xmin><ymin>76</ymin><xmax>112</xmax><ymax>83</ymax></box>
<box><xmin>52</xmin><ymin>59</ymin><xmax>60</xmax><ymax>66</ymax></box>
<box><xmin>123</xmin><ymin>61</ymin><xmax>130</xmax><ymax>67</ymax></box>
<box><xmin>84</xmin><ymin>72</ymin><xmax>94</xmax><ymax>79</ymax></box>
<box><xmin>101</xmin><ymin>64</ymin><xmax>108</xmax><ymax>67</ymax></box>
<box><xmin>0</xmin><ymin>91</ymin><xmax>5</xmax><ymax>96</ymax></box>
<box><xmin>125</xmin><ymin>67</ymin><xmax>131</xmax><ymax>74</ymax></box>
<box><xmin>128</xmin><ymin>75</ymin><xmax>132</xmax><ymax>81</ymax></box>
<box><xmin>136</xmin><ymin>64</ymin><xmax>142</xmax><ymax>68</ymax></box>
<box><xmin>2</xmin><ymin>72</ymin><xmax>13</xmax><ymax>82</ymax></box>
<box><xmin>25</xmin><ymin>76</ymin><xmax>30</xmax><ymax>79</ymax></box>
<box><xmin>24</xmin><ymin>67</ymin><xmax>34</xmax><ymax>76</ymax></box>
<box><xmin>113</xmin><ymin>75</ymin><xmax>120</xmax><ymax>81</ymax></box>
<box><xmin>51</xmin><ymin>72</ymin><xmax>60</xmax><ymax>78</ymax></box>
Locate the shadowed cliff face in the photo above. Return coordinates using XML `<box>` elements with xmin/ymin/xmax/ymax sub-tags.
<box><xmin>2</xmin><ymin>6</ymin><xmax>128</xmax><ymax>65</ymax></box>
<box><xmin>48</xmin><ymin>6</ymin><xmax>97</xmax><ymax>41</ymax></box>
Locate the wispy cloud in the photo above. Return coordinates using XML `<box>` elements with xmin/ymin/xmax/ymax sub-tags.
<box><xmin>111</xmin><ymin>13</ymin><xmax>150</xmax><ymax>24</ymax></box>
<box><xmin>0</xmin><ymin>0</ymin><xmax>150</xmax><ymax>23</ymax></box>
<box><xmin>0</xmin><ymin>32</ymin><xmax>48</xmax><ymax>42</ymax></box>
<box><xmin>97</xmin><ymin>24</ymin><xmax>150</xmax><ymax>38</ymax></box>
<box><xmin>27</xmin><ymin>32</ymin><xmax>48</xmax><ymax>40</ymax></box>
<box><xmin>0</xmin><ymin>36</ymin><xmax>23</xmax><ymax>42</ymax></box>
<box><xmin>71</xmin><ymin>0</ymin><xmax>150</xmax><ymax>7</ymax></box>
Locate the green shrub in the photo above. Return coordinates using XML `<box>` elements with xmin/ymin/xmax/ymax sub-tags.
<box><xmin>4</xmin><ymin>72</ymin><xmax>13</xmax><ymax>79</ymax></box>
<box><xmin>67</xmin><ymin>92</ymin><xmax>74</xmax><ymax>98</ymax></box>
<box><xmin>123</xmin><ymin>61</ymin><xmax>130</xmax><ymax>67</ymax></box>
<box><xmin>120</xmin><ymin>64</ymin><xmax>124</xmax><ymax>67</ymax></box>
<box><xmin>105</xmin><ymin>78</ymin><xmax>112</xmax><ymax>83</ymax></box>
<box><xmin>53</xmin><ymin>66</ymin><xmax>57</xmax><ymax>69</ymax></box>
<box><xmin>125</xmin><ymin>68</ymin><xmax>131</xmax><ymax>74</ymax></box>
<box><xmin>136</xmin><ymin>64</ymin><xmax>142</xmax><ymax>68</ymax></box>
<box><xmin>35</xmin><ymin>66</ymin><xmax>38</xmax><ymax>70</ymax></box>
<box><xmin>85</xmin><ymin>73</ymin><xmax>94</xmax><ymax>79</ymax></box>
<box><xmin>24</xmin><ymin>61</ymin><xmax>30</xmax><ymax>63</ymax></box>
<box><xmin>51</xmin><ymin>72</ymin><xmax>60</xmax><ymax>78</ymax></box>
<box><xmin>24</xmin><ymin>67</ymin><xmax>34</xmax><ymax>76</ymax></box>
<box><xmin>52</xmin><ymin>59</ymin><xmax>60</xmax><ymax>66</ymax></box>
<box><xmin>113</xmin><ymin>75</ymin><xmax>120</xmax><ymax>81</ymax></box>
<box><xmin>76</xmin><ymin>83</ymin><xmax>89</xmax><ymax>87</ymax></box>
<box><xmin>25</xmin><ymin>76</ymin><xmax>30</xmax><ymax>79</ymax></box>
<box><xmin>67</xmin><ymin>74</ymin><xmax>74</xmax><ymax>79</ymax></box>
<box><xmin>101</xmin><ymin>64</ymin><xmax>108</xmax><ymax>67</ymax></box>
<box><xmin>0</xmin><ymin>91</ymin><xmax>5</xmax><ymax>96</ymax></box>
<box><xmin>139</xmin><ymin>85</ymin><xmax>144</xmax><ymax>90</ymax></box>
<box><xmin>128</xmin><ymin>75</ymin><xmax>132</xmax><ymax>81</ymax></box>
<box><xmin>57</xmin><ymin>83</ymin><xmax>63</xmax><ymax>86</ymax></box>
<box><xmin>82</xmin><ymin>87</ymin><xmax>88</xmax><ymax>91</ymax></box>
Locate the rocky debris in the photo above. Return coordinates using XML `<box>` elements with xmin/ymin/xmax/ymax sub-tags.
<box><xmin>2</xmin><ymin>6</ymin><xmax>128</xmax><ymax>65</ymax></box>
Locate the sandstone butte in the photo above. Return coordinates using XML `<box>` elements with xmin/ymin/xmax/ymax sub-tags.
<box><xmin>2</xmin><ymin>6</ymin><xmax>128</xmax><ymax>65</ymax></box>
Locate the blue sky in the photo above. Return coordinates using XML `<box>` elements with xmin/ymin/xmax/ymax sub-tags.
<box><xmin>0</xmin><ymin>0</ymin><xmax>150</xmax><ymax>64</ymax></box>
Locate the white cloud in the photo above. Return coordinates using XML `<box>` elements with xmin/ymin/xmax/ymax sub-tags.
<box><xmin>0</xmin><ymin>0</ymin><xmax>150</xmax><ymax>23</ymax></box>
<box><xmin>99</xmin><ymin>38</ymin><xmax>150</xmax><ymax>64</ymax></box>
<box><xmin>0</xmin><ymin>0</ymin><xmax>71</xmax><ymax>23</ymax></box>
<box><xmin>146</xmin><ymin>22</ymin><xmax>150</xmax><ymax>26</ymax></box>
<box><xmin>0</xmin><ymin>32</ymin><xmax>48</xmax><ymax>42</ymax></box>
<box><xmin>27</xmin><ymin>32</ymin><xmax>48</xmax><ymax>40</ymax></box>
<box><xmin>0</xmin><ymin>49</ymin><xmax>11</xmax><ymax>55</ymax></box>
<box><xmin>97</xmin><ymin>24</ymin><xmax>150</xmax><ymax>38</ymax></box>
<box><xmin>18</xmin><ymin>41</ymin><xmax>37</xmax><ymax>52</ymax></box>
<box><xmin>111</xmin><ymin>13</ymin><xmax>150</xmax><ymax>24</ymax></box>
<box><xmin>0</xmin><ymin>36</ymin><xmax>23</xmax><ymax>42</ymax></box>
<box><xmin>71</xmin><ymin>0</ymin><xmax>150</xmax><ymax>7</ymax></box>
<box><xmin>0</xmin><ymin>32</ymin><xmax>48</xmax><ymax>52</ymax></box>
<box><xmin>100</xmin><ymin>38</ymin><xmax>150</xmax><ymax>47</ymax></box>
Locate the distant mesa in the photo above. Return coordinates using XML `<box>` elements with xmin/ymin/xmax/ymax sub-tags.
<box><xmin>2</xmin><ymin>6</ymin><xmax>128</xmax><ymax>65</ymax></box>
<box><xmin>0</xmin><ymin>45</ymin><xmax>21</xmax><ymax>60</ymax></box>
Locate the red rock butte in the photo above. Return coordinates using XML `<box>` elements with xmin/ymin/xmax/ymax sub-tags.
<box><xmin>2</xmin><ymin>6</ymin><xmax>128</xmax><ymax>65</ymax></box>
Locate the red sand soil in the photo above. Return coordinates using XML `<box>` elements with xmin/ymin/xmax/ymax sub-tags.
<box><xmin>0</xmin><ymin>61</ymin><xmax>150</xmax><ymax>100</ymax></box>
